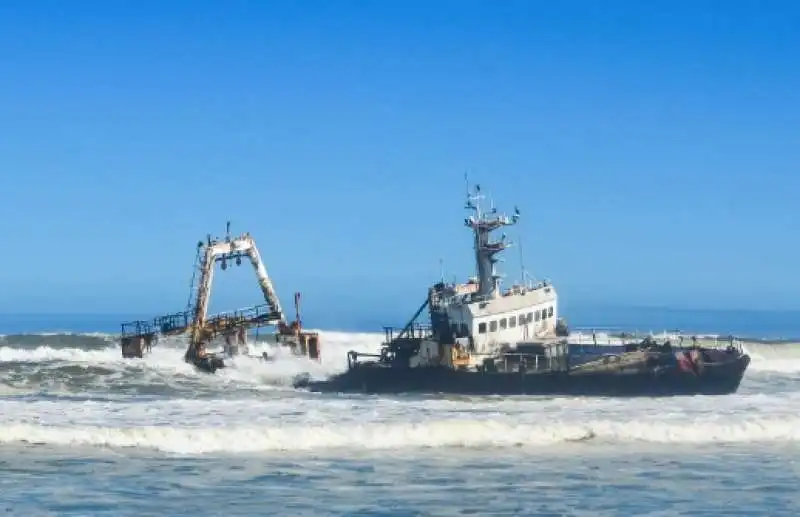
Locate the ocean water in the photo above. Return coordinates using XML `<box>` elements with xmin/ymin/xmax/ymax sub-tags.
<box><xmin>1</xmin><ymin>311</ymin><xmax>800</xmax><ymax>516</ymax></box>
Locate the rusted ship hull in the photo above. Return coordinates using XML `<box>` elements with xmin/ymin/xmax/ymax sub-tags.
<box><xmin>294</xmin><ymin>354</ymin><xmax>750</xmax><ymax>397</ymax></box>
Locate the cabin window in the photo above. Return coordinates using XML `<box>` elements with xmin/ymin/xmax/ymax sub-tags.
<box><xmin>478</xmin><ymin>322</ymin><xmax>487</xmax><ymax>334</ymax></box>
<box><xmin>509</xmin><ymin>315</ymin><xmax>516</xmax><ymax>328</ymax></box>
<box><xmin>490</xmin><ymin>320</ymin><xmax>498</xmax><ymax>332</ymax></box>
<box><xmin>500</xmin><ymin>318</ymin><xmax>507</xmax><ymax>330</ymax></box>
<box><xmin>540</xmin><ymin>309</ymin><xmax>547</xmax><ymax>320</ymax></box>
<box><xmin>527</xmin><ymin>312</ymin><xmax>533</xmax><ymax>323</ymax></box>
<box><xmin>535</xmin><ymin>311</ymin><xmax>541</xmax><ymax>322</ymax></box>
<box><xmin>548</xmin><ymin>306</ymin><xmax>554</xmax><ymax>318</ymax></box>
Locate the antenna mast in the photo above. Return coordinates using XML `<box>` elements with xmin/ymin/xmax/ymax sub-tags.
<box><xmin>463</xmin><ymin>182</ymin><xmax>520</xmax><ymax>298</ymax></box>
<box><xmin>515</xmin><ymin>208</ymin><xmax>532</xmax><ymax>287</ymax></box>
<box><xmin>518</xmin><ymin>232</ymin><xmax>527</xmax><ymax>287</ymax></box>
<box><xmin>464</xmin><ymin>171</ymin><xmax>478</xmax><ymax>281</ymax></box>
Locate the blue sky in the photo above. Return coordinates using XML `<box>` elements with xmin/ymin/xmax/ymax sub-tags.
<box><xmin>0</xmin><ymin>0</ymin><xmax>798</xmax><ymax>323</ymax></box>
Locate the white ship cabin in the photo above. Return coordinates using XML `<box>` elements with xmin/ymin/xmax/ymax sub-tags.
<box><xmin>444</xmin><ymin>279</ymin><xmax>558</xmax><ymax>355</ymax></box>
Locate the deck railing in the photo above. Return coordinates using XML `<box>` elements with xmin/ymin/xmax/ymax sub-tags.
<box><xmin>120</xmin><ymin>320</ymin><xmax>156</xmax><ymax>338</ymax></box>
<box><xmin>120</xmin><ymin>303</ymin><xmax>282</xmax><ymax>340</ymax></box>
<box><xmin>567</xmin><ymin>329</ymin><xmax>744</xmax><ymax>351</ymax></box>
<box><xmin>382</xmin><ymin>323</ymin><xmax>433</xmax><ymax>343</ymax></box>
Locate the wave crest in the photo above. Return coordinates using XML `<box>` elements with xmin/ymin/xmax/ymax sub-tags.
<box><xmin>3</xmin><ymin>417</ymin><xmax>799</xmax><ymax>454</ymax></box>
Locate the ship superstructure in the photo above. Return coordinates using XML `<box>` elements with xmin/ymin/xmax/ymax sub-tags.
<box><xmin>120</xmin><ymin>222</ymin><xmax>320</xmax><ymax>372</ymax></box>
<box><xmin>377</xmin><ymin>183</ymin><xmax>566</xmax><ymax>374</ymax></box>
<box><xmin>425</xmin><ymin>183</ymin><xmax>562</xmax><ymax>365</ymax></box>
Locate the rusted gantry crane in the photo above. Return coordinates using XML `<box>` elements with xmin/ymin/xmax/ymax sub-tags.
<box><xmin>119</xmin><ymin>222</ymin><xmax>320</xmax><ymax>373</ymax></box>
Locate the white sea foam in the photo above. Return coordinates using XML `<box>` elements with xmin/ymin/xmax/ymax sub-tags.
<box><xmin>3</xmin><ymin>416</ymin><xmax>800</xmax><ymax>454</ymax></box>
<box><xmin>0</xmin><ymin>385</ymin><xmax>798</xmax><ymax>454</ymax></box>
<box><xmin>0</xmin><ymin>329</ymin><xmax>385</xmax><ymax>386</ymax></box>
<box><xmin>741</xmin><ymin>342</ymin><xmax>800</xmax><ymax>373</ymax></box>
<box><xmin>1</xmin><ymin>329</ymin><xmax>800</xmax><ymax>455</ymax></box>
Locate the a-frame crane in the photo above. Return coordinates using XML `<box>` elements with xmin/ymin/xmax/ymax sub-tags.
<box><xmin>119</xmin><ymin>222</ymin><xmax>320</xmax><ymax>373</ymax></box>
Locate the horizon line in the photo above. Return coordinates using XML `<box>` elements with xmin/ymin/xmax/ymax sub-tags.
<box><xmin>1</xmin><ymin>303</ymin><xmax>800</xmax><ymax>317</ymax></box>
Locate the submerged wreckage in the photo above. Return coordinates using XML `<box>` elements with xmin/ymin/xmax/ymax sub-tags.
<box><xmin>120</xmin><ymin>223</ymin><xmax>320</xmax><ymax>373</ymax></box>
<box><xmin>294</xmin><ymin>183</ymin><xmax>750</xmax><ymax>396</ymax></box>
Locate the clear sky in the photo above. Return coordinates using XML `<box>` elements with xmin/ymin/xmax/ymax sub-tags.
<box><xmin>0</xmin><ymin>0</ymin><xmax>797</xmax><ymax>324</ymax></box>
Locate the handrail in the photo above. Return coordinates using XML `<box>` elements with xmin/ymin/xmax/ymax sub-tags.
<box><xmin>154</xmin><ymin>311</ymin><xmax>192</xmax><ymax>335</ymax></box>
<box><xmin>121</xmin><ymin>303</ymin><xmax>282</xmax><ymax>340</ymax></box>
<box><xmin>121</xmin><ymin>320</ymin><xmax>155</xmax><ymax>338</ymax></box>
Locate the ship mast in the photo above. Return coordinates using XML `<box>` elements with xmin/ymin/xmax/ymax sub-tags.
<box><xmin>464</xmin><ymin>184</ymin><xmax>520</xmax><ymax>299</ymax></box>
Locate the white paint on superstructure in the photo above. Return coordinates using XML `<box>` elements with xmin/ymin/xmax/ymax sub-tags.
<box><xmin>441</xmin><ymin>282</ymin><xmax>558</xmax><ymax>355</ymax></box>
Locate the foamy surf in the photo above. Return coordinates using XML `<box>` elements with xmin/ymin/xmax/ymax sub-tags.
<box><xmin>2</xmin><ymin>329</ymin><xmax>800</xmax><ymax>457</ymax></box>
<box><xmin>3</xmin><ymin>416</ymin><xmax>800</xmax><ymax>454</ymax></box>
<box><xmin>742</xmin><ymin>342</ymin><xmax>800</xmax><ymax>373</ymax></box>
<box><xmin>0</xmin><ymin>330</ymin><xmax>385</xmax><ymax>395</ymax></box>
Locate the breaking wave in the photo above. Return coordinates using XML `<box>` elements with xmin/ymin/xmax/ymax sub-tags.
<box><xmin>742</xmin><ymin>342</ymin><xmax>800</xmax><ymax>373</ymax></box>
<box><xmin>3</xmin><ymin>416</ymin><xmax>800</xmax><ymax>454</ymax></box>
<box><xmin>0</xmin><ymin>330</ymin><xmax>384</xmax><ymax>396</ymax></box>
<box><xmin>2</xmin><ymin>330</ymin><xmax>800</xmax><ymax>455</ymax></box>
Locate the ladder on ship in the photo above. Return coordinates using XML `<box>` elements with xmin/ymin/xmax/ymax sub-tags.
<box><xmin>185</xmin><ymin>241</ymin><xmax>204</xmax><ymax>314</ymax></box>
